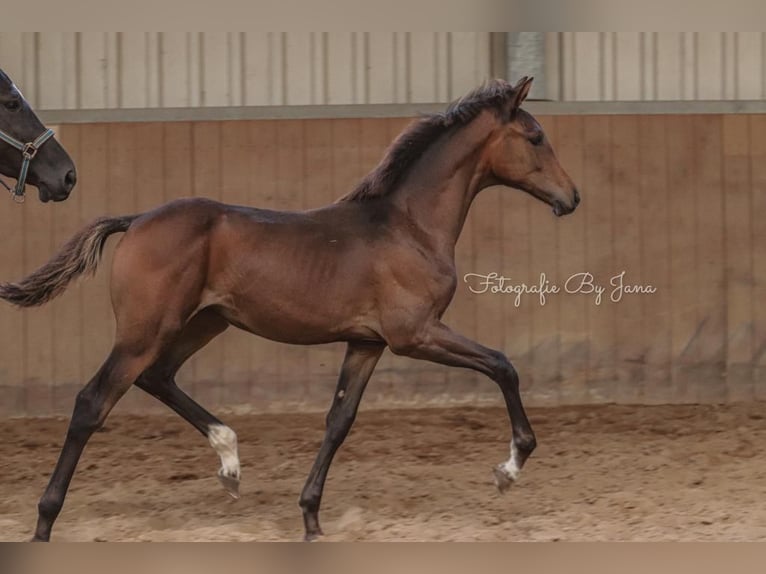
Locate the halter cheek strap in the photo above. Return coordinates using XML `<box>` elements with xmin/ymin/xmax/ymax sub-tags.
<box><xmin>0</xmin><ymin>127</ymin><xmax>55</xmax><ymax>203</ymax></box>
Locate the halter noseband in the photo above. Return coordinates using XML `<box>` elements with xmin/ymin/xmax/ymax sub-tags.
<box><xmin>0</xmin><ymin>127</ymin><xmax>55</xmax><ymax>203</ymax></box>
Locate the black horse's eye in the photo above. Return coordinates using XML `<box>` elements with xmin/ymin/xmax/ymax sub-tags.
<box><xmin>529</xmin><ymin>132</ymin><xmax>544</xmax><ymax>146</ymax></box>
<box><xmin>4</xmin><ymin>99</ymin><xmax>21</xmax><ymax>111</ymax></box>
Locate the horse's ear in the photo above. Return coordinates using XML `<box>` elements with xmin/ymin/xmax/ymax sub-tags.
<box><xmin>510</xmin><ymin>76</ymin><xmax>534</xmax><ymax>111</ymax></box>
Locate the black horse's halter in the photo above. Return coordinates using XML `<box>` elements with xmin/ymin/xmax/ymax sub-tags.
<box><xmin>0</xmin><ymin>127</ymin><xmax>55</xmax><ymax>203</ymax></box>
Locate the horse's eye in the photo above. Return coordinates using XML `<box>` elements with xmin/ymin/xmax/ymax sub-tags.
<box><xmin>529</xmin><ymin>132</ymin><xmax>544</xmax><ymax>146</ymax></box>
<box><xmin>4</xmin><ymin>99</ymin><xmax>21</xmax><ymax>111</ymax></box>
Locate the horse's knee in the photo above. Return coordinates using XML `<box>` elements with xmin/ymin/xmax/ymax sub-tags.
<box><xmin>324</xmin><ymin>405</ymin><xmax>356</xmax><ymax>443</ymax></box>
<box><xmin>68</xmin><ymin>390</ymin><xmax>105</xmax><ymax>438</ymax></box>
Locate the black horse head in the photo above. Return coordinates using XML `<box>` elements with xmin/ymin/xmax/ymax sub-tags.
<box><xmin>0</xmin><ymin>69</ymin><xmax>76</xmax><ymax>202</ymax></box>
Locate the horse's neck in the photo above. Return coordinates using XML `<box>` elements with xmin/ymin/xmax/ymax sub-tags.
<box><xmin>391</xmin><ymin>118</ymin><xmax>494</xmax><ymax>255</ymax></box>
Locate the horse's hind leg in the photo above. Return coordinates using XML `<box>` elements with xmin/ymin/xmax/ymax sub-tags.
<box><xmin>134</xmin><ymin>309</ymin><xmax>240</xmax><ymax>497</ymax></box>
<box><xmin>33</xmin><ymin>341</ymin><xmax>169</xmax><ymax>542</ymax></box>
<box><xmin>299</xmin><ymin>341</ymin><xmax>385</xmax><ymax>541</ymax></box>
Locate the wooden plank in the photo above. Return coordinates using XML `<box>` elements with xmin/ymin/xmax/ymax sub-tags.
<box><xmin>153</xmin><ymin>119</ymin><xmax>191</xmax><ymax>406</ymax></box>
<box><xmin>128</xmin><ymin>122</ymin><xmax>165</xmax><ymax>413</ymax></box>
<box><xmin>104</xmin><ymin>123</ymin><xmax>138</xmax><ymax>412</ymax></box>
<box><xmin>582</xmin><ymin>115</ymin><xmax>616</xmax><ymax>402</ymax></box>
<box><xmin>0</xmin><ymin>133</ymin><xmax>26</xmax><ymax>416</ymax></box>
<box><xmin>0</xmin><ymin>141</ymin><xmax>25</xmax><ymax>415</ymax></box>
<box><xmin>355</xmin><ymin>118</ymin><xmax>396</xmax><ymax>404</ymax></box>
<box><xmin>471</xmin><ymin>185</ymin><xmax>507</xmax><ymax>396</ymax></box>
<box><xmin>78</xmin><ymin>124</ymin><xmax>111</xmax><ymax>387</ymax></box>
<box><xmin>637</xmin><ymin>115</ymin><xmax>672</xmax><ymax>403</ymax></box>
<box><xmin>303</xmin><ymin>119</ymin><xmax>341</xmax><ymax>406</ymax></box>
<box><xmin>440</xmin><ymin>113</ymin><xmax>481</xmax><ymax>401</ymax></box>
<box><xmin>106</xmin><ymin>123</ymin><xmax>137</xmax><ymax>215</ymax></box>
<box><xmin>162</xmin><ymin>122</ymin><xmax>193</xmax><ymax>203</ymax></box>
<box><xmin>51</xmin><ymin>125</ymin><xmax>84</xmax><ymax>414</ymax></box>
<box><xmin>246</xmin><ymin>120</ymin><xmax>281</xmax><ymax>406</ymax></box>
<box><xmin>358</xmin><ymin>119</ymin><xmax>389</xmax><ymax>190</ymax></box>
<box><xmin>134</xmin><ymin>123</ymin><xmax>164</xmax><ymax>212</ymax></box>
<box><xmin>692</xmin><ymin>115</ymin><xmax>727</xmax><ymax>402</ymax></box>
<box><xmin>608</xmin><ymin>115</ymin><xmax>645</xmax><ymax>403</ymax></box>
<box><xmin>525</xmin><ymin>115</ymin><xmax>561</xmax><ymax>405</ymax></box>
<box><xmin>189</xmin><ymin>121</ymin><xmax>223</xmax><ymax>408</ymax></box>
<box><xmin>364</xmin><ymin>118</ymin><xmax>407</xmax><ymax>401</ymax></box>
<box><xmin>498</xmin><ymin>195</ymin><xmax>533</xmax><ymax>405</ymax></box>
<box><xmin>750</xmin><ymin>114</ymin><xmax>766</xmax><ymax>401</ymax></box>
<box><xmin>274</xmin><ymin>120</ymin><xmax>306</xmax><ymax>209</ymax></box>
<box><xmin>324</xmin><ymin>118</ymin><xmax>365</xmax><ymax>406</ymax></box>
<box><xmin>22</xmin><ymin>153</ymin><xmax>55</xmax><ymax>414</ymax></box>
<box><xmin>554</xmin><ymin>115</ymin><xmax>588</xmax><ymax>404</ymax></box>
<box><xmin>160</xmin><ymin>120</ymin><xmax>195</xmax><ymax>403</ymax></box>
<box><xmin>275</xmin><ymin>119</ymin><xmax>309</xmax><ymax>404</ymax></box>
<box><xmin>722</xmin><ymin>114</ymin><xmax>754</xmax><ymax>401</ymax></box>
<box><xmin>219</xmin><ymin>121</ymin><xmax>253</xmax><ymax>406</ymax></box>
<box><xmin>10</xmin><ymin>114</ymin><xmax>766</xmax><ymax>415</ymax></box>
<box><xmin>665</xmin><ymin>115</ymin><xmax>699</xmax><ymax>402</ymax></box>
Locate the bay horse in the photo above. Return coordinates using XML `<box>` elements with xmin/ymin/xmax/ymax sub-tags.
<box><xmin>0</xmin><ymin>68</ymin><xmax>77</xmax><ymax>203</ymax></box>
<box><xmin>0</xmin><ymin>77</ymin><xmax>579</xmax><ymax>542</ymax></box>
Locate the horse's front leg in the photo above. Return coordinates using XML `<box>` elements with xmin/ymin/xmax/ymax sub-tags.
<box><xmin>390</xmin><ymin>321</ymin><xmax>536</xmax><ymax>492</ymax></box>
<box><xmin>299</xmin><ymin>341</ymin><xmax>385</xmax><ymax>541</ymax></box>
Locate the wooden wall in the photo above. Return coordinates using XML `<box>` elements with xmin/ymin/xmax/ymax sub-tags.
<box><xmin>1</xmin><ymin>114</ymin><xmax>764</xmax><ymax>417</ymax></box>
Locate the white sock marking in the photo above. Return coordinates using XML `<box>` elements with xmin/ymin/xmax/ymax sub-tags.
<box><xmin>208</xmin><ymin>424</ymin><xmax>240</xmax><ymax>480</ymax></box>
<box><xmin>500</xmin><ymin>441</ymin><xmax>521</xmax><ymax>481</ymax></box>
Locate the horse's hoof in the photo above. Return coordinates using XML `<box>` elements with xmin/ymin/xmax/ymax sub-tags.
<box><xmin>304</xmin><ymin>530</ymin><xmax>324</xmax><ymax>542</ymax></box>
<box><xmin>217</xmin><ymin>471</ymin><xmax>240</xmax><ymax>499</ymax></box>
<box><xmin>492</xmin><ymin>465</ymin><xmax>515</xmax><ymax>494</ymax></box>
<box><xmin>29</xmin><ymin>535</ymin><xmax>48</xmax><ymax>542</ymax></box>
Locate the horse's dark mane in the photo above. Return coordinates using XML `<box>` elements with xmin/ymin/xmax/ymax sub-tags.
<box><xmin>337</xmin><ymin>79</ymin><xmax>517</xmax><ymax>203</ymax></box>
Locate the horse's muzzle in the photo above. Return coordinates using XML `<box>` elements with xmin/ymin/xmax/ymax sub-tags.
<box><xmin>552</xmin><ymin>188</ymin><xmax>580</xmax><ymax>217</ymax></box>
<box><xmin>38</xmin><ymin>169</ymin><xmax>77</xmax><ymax>202</ymax></box>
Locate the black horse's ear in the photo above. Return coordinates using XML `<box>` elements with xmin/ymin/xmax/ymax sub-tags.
<box><xmin>510</xmin><ymin>76</ymin><xmax>534</xmax><ymax>111</ymax></box>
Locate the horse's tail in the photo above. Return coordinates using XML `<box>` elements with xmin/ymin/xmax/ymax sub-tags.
<box><xmin>0</xmin><ymin>215</ymin><xmax>139</xmax><ymax>308</ymax></box>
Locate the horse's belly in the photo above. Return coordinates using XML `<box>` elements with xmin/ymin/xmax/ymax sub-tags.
<box><xmin>205</xmin><ymin>272</ymin><xmax>379</xmax><ymax>346</ymax></box>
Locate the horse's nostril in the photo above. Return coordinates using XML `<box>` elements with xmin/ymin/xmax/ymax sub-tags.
<box><xmin>573</xmin><ymin>188</ymin><xmax>581</xmax><ymax>206</ymax></box>
<box><xmin>64</xmin><ymin>170</ymin><xmax>77</xmax><ymax>191</ymax></box>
